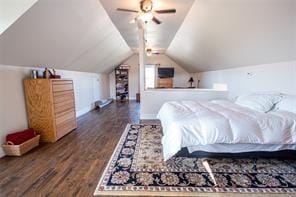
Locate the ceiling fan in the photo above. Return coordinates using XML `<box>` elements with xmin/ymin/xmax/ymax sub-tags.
<box><xmin>116</xmin><ymin>0</ymin><xmax>176</xmax><ymax>25</ymax></box>
<box><xmin>146</xmin><ymin>48</ymin><xmax>164</xmax><ymax>56</ymax></box>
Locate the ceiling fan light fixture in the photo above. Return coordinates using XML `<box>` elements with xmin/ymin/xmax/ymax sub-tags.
<box><xmin>140</xmin><ymin>0</ymin><xmax>153</xmax><ymax>12</ymax></box>
<box><xmin>140</xmin><ymin>12</ymin><xmax>153</xmax><ymax>22</ymax></box>
<box><xmin>146</xmin><ymin>48</ymin><xmax>153</xmax><ymax>56</ymax></box>
<box><xmin>116</xmin><ymin>0</ymin><xmax>175</xmax><ymax>25</ymax></box>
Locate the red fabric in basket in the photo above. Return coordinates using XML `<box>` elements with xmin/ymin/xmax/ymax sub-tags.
<box><xmin>6</xmin><ymin>129</ymin><xmax>36</xmax><ymax>145</ymax></box>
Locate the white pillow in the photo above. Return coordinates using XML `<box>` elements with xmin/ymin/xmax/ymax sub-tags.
<box><xmin>235</xmin><ymin>93</ymin><xmax>282</xmax><ymax>112</ymax></box>
<box><xmin>277</xmin><ymin>95</ymin><xmax>296</xmax><ymax>113</ymax></box>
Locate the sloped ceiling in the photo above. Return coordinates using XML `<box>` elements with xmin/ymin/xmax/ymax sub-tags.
<box><xmin>100</xmin><ymin>0</ymin><xmax>194</xmax><ymax>51</ymax></box>
<box><xmin>1</xmin><ymin>0</ymin><xmax>295</xmax><ymax>74</ymax></box>
<box><xmin>167</xmin><ymin>0</ymin><xmax>296</xmax><ymax>72</ymax></box>
<box><xmin>0</xmin><ymin>0</ymin><xmax>132</xmax><ymax>73</ymax></box>
<box><xmin>0</xmin><ymin>0</ymin><xmax>38</xmax><ymax>35</ymax></box>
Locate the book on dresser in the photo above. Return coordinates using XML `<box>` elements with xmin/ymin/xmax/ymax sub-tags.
<box><xmin>24</xmin><ymin>79</ymin><xmax>77</xmax><ymax>142</ymax></box>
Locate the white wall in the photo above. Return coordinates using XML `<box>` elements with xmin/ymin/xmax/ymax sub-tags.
<box><xmin>146</xmin><ymin>54</ymin><xmax>195</xmax><ymax>88</ymax></box>
<box><xmin>134</xmin><ymin>52</ymin><xmax>227</xmax><ymax>119</ymax></box>
<box><xmin>109</xmin><ymin>54</ymin><xmax>195</xmax><ymax>99</ymax></box>
<box><xmin>197</xmin><ymin>61</ymin><xmax>296</xmax><ymax>100</ymax></box>
<box><xmin>141</xmin><ymin>89</ymin><xmax>228</xmax><ymax>119</ymax></box>
<box><xmin>0</xmin><ymin>64</ymin><xmax>110</xmax><ymax>157</ymax></box>
<box><xmin>60</xmin><ymin>70</ymin><xmax>110</xmax><ymax>116</ymax></box>
<box><xmin>109</xmin><ymin>54</ymin><xmax>139</xmax><ymax>100</ymax></box>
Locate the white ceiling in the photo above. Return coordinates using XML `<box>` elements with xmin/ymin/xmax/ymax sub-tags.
<box><xmin>0</xmin><ymin>0</ymin><xmax>132</xmax><ymax>73</ymax></box>
<box><xmin>0</xmin><ymin>0</ymin><xmax>38</xmax><ymax>35</ymax></box>
<box><xmin>100</xmin><ymin>0</ymin><xmax>194</xmax><ymax>51</ymax></box>
<box><xmin>0</xmin><ymin>0</ymin><xmax>295</xmax><ymax>74</ymax></box>
<box><xmin>167</xmin><ymin>0</ymin><xmax>296</xmax><ymax>72</ymax></box>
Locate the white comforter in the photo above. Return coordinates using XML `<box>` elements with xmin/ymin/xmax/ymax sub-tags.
<box><xmin>157</xmin><ymin>100</ymin><xmax>296</xmax><ymax>160</ymax></box>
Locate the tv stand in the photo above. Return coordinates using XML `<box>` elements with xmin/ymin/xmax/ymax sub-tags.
<box><xmin>158</xmin><ymin>78</ymin><xmax>173</xmax><ymax>88</ymax></box>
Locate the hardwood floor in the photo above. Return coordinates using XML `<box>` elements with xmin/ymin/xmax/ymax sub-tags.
<box><xmin>0</xmin><ymin>101</ymin><xmax>140</xmax><ymax>197</ymax></box>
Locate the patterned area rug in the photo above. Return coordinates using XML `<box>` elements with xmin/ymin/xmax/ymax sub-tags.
<box><xmin>94</xmin><ymin>124</ymin><xmax>296</xmax><ymax>196</ymax></box>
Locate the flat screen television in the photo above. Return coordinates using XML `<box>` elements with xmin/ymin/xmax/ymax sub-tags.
<box><xmin>158</xmin><ymin>67</ymin><xmax>174</xmax><ymax>78</ymax></box>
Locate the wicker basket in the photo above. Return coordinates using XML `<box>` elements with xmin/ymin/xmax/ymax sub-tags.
<box><xmin>2</xmin><ymin>135</ymin><xmax>40</xmax><ymax>156</ymax></box>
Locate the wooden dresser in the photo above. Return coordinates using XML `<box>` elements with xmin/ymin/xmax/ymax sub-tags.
<box><xmin>24</xmin><ymin>79</ymin><xmax>77</xmax><ymax>142</ymax></box>
<box><xmin>158</xmin><ymin>78</ymin><xmax>173</xmax><ymax>88</ymax></box>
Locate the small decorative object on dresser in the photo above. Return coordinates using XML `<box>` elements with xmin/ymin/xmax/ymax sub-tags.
<box><xmin>43</xmin><ymin>67</ymin><xmax>50</xmax><ymax>79</ymax></box>
<box><xmin>24</xmin><ymin>79</ymin><xmax>77</xmax><ymax>142</ymax></box>
<box><xmin>31</xmin><ymin>70</ymin><xmax>39</xmax><ymax>79</ymax></box>
<box><xmin>50</xmin><ymin>69</ymin><xmax>61</xmax><ymax>79</ymax></box>
<box><xmin>42</xmin><ymin>67</ymin><xmax>61</xmax><ymax>79</ymax></box>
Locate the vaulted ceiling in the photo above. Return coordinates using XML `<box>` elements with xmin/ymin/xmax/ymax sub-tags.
<box><xmin>100</xmin><ymin>0</ymin><xmax>194</xmax><ymax>51</ymax></box>
<box><xmin>0</xmin><ymin>0</ymin><xmax>132</xmax><ymax>73</ymax></box>
<box><xmin>167</xmin><ymin>0</ymin><xmax>296</xmax><ymax>72</ymax></box>
<box><xmin>0</xmin><ymin>0</ymin><xmax>295</xmax><ymax>74</ymax></box>
<box><xmin>0</xmin><ymin>0</ymin><xmax>38</xmax><ymax>35</ymax></box>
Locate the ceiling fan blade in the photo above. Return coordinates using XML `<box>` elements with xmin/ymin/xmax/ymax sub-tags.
<box><xmin>152</xmin><ymin>17</ymin><xmax>162</xmax><ymax>25</ymax></box>
<box><xmin>155</xmin><ymin>9</ymin><xmax>176</xmax><ymax>14</ymax></box>
<box><xmin>152</xmin><ymin>52</ymin><xmax>161</xmax><ymax>55</ymax></box>
<box><xmin>117</xmin><ymin>8</ymin><xmax>139</xmax><ymax>13</ymax></box>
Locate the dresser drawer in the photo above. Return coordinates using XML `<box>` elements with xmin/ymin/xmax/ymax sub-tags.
<box><xmin>54</xmin><ymin>100</ymin><xmax>75</xmax><ymax>114</ymax></box>
<box><xmin>52</xmin><ymin>80</ymin><xmax>73</xmax><ymax>85</ymax></box>
<box><xmin>52</xmin><ymin>83</ymin><xmax>73</xmax><ymax>92</ymax></box>
<box><xmin>55</xmin><ymin>109</ymin><xmax>75</xmax><ymax>125</ymax></box>
<box><xmin>56</xmin><ymin>118</ymin><xmax>76</xmax><ymax>139</ymax></box>
<box><xmin>53</xmin><ymin>91</ymin><xmax>74</xmax><ymax>103</ymax></box>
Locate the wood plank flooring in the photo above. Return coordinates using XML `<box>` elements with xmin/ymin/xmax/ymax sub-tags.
<box><xmin>0</xmin><ymin>101</ymin><xmax>140</xmax><ymax>197</ymax></box>
<box><xmin>0</xmin><ymin>101</ymin><xmax>284</xmax><ymax>197</ymax></box>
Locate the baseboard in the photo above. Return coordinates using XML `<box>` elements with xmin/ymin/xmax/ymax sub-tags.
<box><xmin>140</xmin><ymin>114</ymin><xmax>157</xmax><ymax>120</ymax></box>
<box><xmin>111</xmin><ymin>97</ymin><xmax>136</xmax><ymax>100</ymax></box>
<box><xmin>76</xmin><ymin>104</ymin><xmax>95</xmax><ymax>118</ymax></box>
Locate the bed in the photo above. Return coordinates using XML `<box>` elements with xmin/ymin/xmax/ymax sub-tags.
<box><xmin>157</xmin><ymin>97</ymin><xmax>296</xmax><ymax>161</ymax></box>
